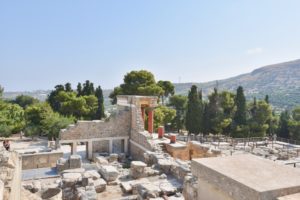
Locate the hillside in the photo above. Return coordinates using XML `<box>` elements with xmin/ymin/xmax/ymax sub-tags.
<box><xmin>3</xmin><ymin>59</ymin><xmax>300</xmax><ymax>111</ymax></box>
<box><xmin>175</xmin><ymin>59</ymin><xmax>300</xmax><ymax>110</ymax></box>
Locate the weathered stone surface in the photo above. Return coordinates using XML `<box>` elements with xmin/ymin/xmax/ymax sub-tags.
<box><xmin>83</xmin><ymin>170</ymin><xmax>101</xmax><ymax>180</ymax></box>
<box><xmin>98</xmin><ymin>165</ymin><xmax>119</xmax><ymax>182</ymax></box>
<box><xmin>62</xmin><ymin>168</ymin><xmax>85</xmax><ymax>174</ymax></box>
<box><xmin>130</xmin><ymin>161</ymin><xmax>147</xmax><ymax>179</ymax></box>
<box><xmin>95</xmin><ymin>156</ymin><xmax>109</xmax><ymax>166</ymax></box>
<box><xmin>136</xmin><ymin>183</ymin><xmax>160</xmax><ymax>199</ymax></box>
<box><xmin>121</xmin><ymin>182</ymin><xmax>132</xmax><ymax>193</ymax></box>
<box><xmin>41</xmin><ymin>188</ymin><xmax>62</xmax><ymax>200</ymax></box>
<box><xmin>62</xmin><ymin>188</ymin><xmax>78</xmax><ymax>200</ymax></box>
<box><xmin>118</xmin><ymin>153</ymin><xmax>126</xmax><ymax>163</ymax></box>
<box><xmin>93</xmin><ymin>178</ymin><xmax>107</xmax><ymax>193</ymax></box>
<box><xmin>157</xmin><ymin>159</ymin><xmax>173</xmax><ymax>174</ymax></box>
<box><xmin>69</xmin><ymin>155</ymin><xmax>82</xmax><ymax>169</ymax></box>
<box><xmin>62</xmin><ymin>172</ymin><xmax>81</xmax><ymax>188</ymax></box>
<box><xmin>56</xmin><ymin>158</ymin><xmax>68</xmax><ymax>172</ymax></box>
<box><xmin>108</xmin><ymin>153</ymin><xmax>118</xmax><ymax>163</ymax></box>
<box><xmin>183</xmin><ymin>175</ymin><xmax>198</xmax><ymax>200</ymax></box>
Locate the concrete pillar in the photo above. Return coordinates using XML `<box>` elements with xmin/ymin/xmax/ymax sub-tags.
<box><xmin>87</xmin><ymin>141</ymin><xmax>93</xmax><ymax>160</ymax></box>
<box><xmin>109</xmin><ymin>139</ymin><xmax>113</xmax><ymax>154</ymax></box>
<box><xmin>148</xmin><ymin>108</ymin><xmax>154</xmax><ymax>133</ymax></box>
<box><xmin>71</xmin><ymin>142</ymin><xmax>77</xmax><ymax>155</ymax></box>
<box><xmin>124</xmin><ymin>139</ymin><xmax>128</xmax><ymax>154</ymax></box>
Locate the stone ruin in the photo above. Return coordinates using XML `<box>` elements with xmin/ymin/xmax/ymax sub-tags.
<box><xmin>4</xmin><ymin>95</ymin><xmax>300</xmax><ymax>200</ymax></box>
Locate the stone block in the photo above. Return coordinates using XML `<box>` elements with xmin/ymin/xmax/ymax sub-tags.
<box><xmin>83</xmin><ymin>170</ymin><xmax>101</xmax><ymax>180</ymax></box>
<box><xmin>98</xmin><ymin>165</ymin><xmax>119</xmax><ymax>182</ymax></box>
<box><xmin>93</xmin><ymin>178</ymin><xmax>107</xmax><ymax>193</ymax></box>
<box><xmin>130</xmin><ymin>161</ymin><xmax>147</xmax><ymax>179</ymax></box>
<box><xmin>69</xmin><ymin>155</ymin><xmax>82</xmax><ymax>169</ymax></box>
<box><xmin>108</xmin><ymin>153</ymin><xmax>118</xmax><ymax>163</ymax></box>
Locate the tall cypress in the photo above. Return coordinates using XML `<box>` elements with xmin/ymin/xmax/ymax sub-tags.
<box><xmin>95</xmin><ymin>86</ymin><xmax>105</xmax><ymax>119</ymax></box>
<box><xmin>234</xmin><ymin>86</ymin><xmax>247</xmax><ymax>125</ymax></box>
<box><xmin>185</xmin><ymin>85</ymin><xmax>202</xmax><ymax>134</ymax></box>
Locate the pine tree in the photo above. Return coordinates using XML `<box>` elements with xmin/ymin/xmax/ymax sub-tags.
<box><xmin>265</xmin><ymin>95</ymin><xmax>269</xmax><ymax>104</ymax></box>
<box><xmin>185</xmin><ymin>85</ymin><xmax>202</xmax><ymax>134</ymax></box>
<box><xmin>206</xmin><ymin>88</ymin><xmax>223</xmax><ymax>134</ymax></box>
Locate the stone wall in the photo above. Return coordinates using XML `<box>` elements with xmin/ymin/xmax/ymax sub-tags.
<box><xmin>0</xmin><ymin>148</ymin><xmax>22</xmax><ymax>200</ymax></box>
<box><xmin>92</xmin><ymin>140</ymin><xmax>109</xmax><ymax>153</ymax></box>
<box><xmin>22</xmin><ymin>151</ymin><xmax>63</xmax><ymax>170</ymax></box>
<box><xmin>59</xmin><ymin>106</ymin><xmax>131</xmax><ymax>141</ymax></box>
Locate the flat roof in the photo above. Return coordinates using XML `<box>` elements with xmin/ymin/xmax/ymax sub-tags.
<box><xmin>192</xmin><ymin>154</ymin><xmax>300</xmax><ymax>192</ymax></box>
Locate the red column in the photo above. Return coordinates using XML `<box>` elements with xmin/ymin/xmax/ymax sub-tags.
<box><xmin>148</xmin><ymin>109</ymin><xmax>154</xmax><ymax>133</ymax></box>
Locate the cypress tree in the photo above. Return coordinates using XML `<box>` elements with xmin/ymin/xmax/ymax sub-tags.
<box><xmin>234</xmin><ymin>86</ymin><xmax>247</xmax><ymax>125</ymax></box>
<box><xmin>95</xmin><ymin>86</ymin><xmax>105</xmax><ymax>119</ymax></box>
<box><xmin>77</xmin><ymin>83</ymin><xmax>82</xmax><ymax>96</ymax></box>
<box><xmin>278</xmin><ymin>110</ymin><xmax>290</xmax><ymax>139</ymax></box>
<box><xmin>185</xmin><ymin>85</ymin><xmax>202</xmax><ymax>134</ymax></box>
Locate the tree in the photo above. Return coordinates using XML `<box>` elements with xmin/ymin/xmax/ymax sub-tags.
<box><xmin>24</xmin><ymin>102</ymin><xmax>54</xmax><ymax>137</ymax></box>
<box><xmin>47</xmin><ymin>84</ymin><xmax>65</xmax><ymax>112</ymax></box>
<box><xmin>278</xmin><ymin>110</ymin><xmax>290</xmax><ymax>138</ymax></box>
<box><xmin>168</xmin><ymin>95</ymin><xmax>187</xmax><ymax>132</ymax></box>
<box><xmin>13</xmin><ymin>95</ymin><xmax>39</xmax><ymax>108</ymax></box>
<box><xmin>41</xmin><ymin>112</ymin><xmax>74</xmax><ymax>140</ymax></box>
<box><xmin>153</xmin><ymin>106</ymin><xmax>176</xmax><ymax>132</ymax></box>
<box><xmin>206</xmin><ymin>88</ymin><xmax>223</xmax><ymax>134</ymax></box>
<box><xmin>233</xmin><ymin>86</ymin><xmax>247</xmax><ymax>125</ymax></box>
<box><xmin>0</xmin><ymin>101</ymin><xmax>25</xmax><ymax>136</ymax></box>
<box><xmin>95</xmin><ymin>86</ymin><xmax>105</xmax><ymax>119</ymax></box>
<box><xmin>82</xmin><ymin>80</ymin><xmax>95</xmax><ymax>96</ymax></box>
<box><xmin>77</xmin><ymin>83</ymin><xmax>82</xmax><ymax>97</ymax></box>
<box><xmin>185</xmin><ymin>85</ymin><xmax>203</xmax><ymax>134</ymax></box>
<box><xmin>157</xmin><ymin>80</ymin><xmax>175</xmax><ymax>105</ymax></box>
<box><xmin>265</xmin><ymin>95</ymin><xmax>269</xmax><ymax>104</ymax></box>
<box><xmin>218</xmin><ymin>91</ymin><xmax>235</xmax><ymax>135</ymax></box>
<box><xmin>287</xmin><ymin>107</ymin><xmax>300</xmax><ymax>140</ymax></box>
<box><xmin>248</xmin><ymin>100</ymin><xmax>272</xmax><ymax>137</ymax></box>
<box><xmin>0</xmin><ymin>85</ymin><xmax>3</xmax><ymax>97</ymax></box>
<box><xmin>109</xmin><ymin>70</ymin><xmax>164</xmax><ymax>104</ymax></box>
<box><xmin>65</xmin><ymin>83</ymin><xmax>72</xmax><ymax>92</ymax></box>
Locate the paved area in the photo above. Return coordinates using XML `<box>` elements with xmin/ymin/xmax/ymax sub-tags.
<box><xmin>22</xmin><ymin>167</ymin><xmax>59</xmax><ymax>181</ymax></box>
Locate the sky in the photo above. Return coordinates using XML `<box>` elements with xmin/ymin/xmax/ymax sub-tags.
<box><xmin>1</xmin><ymin>0</ymin><xmax>300</xmax><ymax>91</ymax></box>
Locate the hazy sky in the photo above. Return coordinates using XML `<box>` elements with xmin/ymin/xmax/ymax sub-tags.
<box><xmin>1</xmin><ymin>1</ymin><xmax>300</xmax><ymax>91</ymax></box>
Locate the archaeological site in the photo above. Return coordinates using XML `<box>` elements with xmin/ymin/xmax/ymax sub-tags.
<box><xmin>1</xmin><ymin>95</ymin><xmax>300</xmax><ymax>200</ymax></box>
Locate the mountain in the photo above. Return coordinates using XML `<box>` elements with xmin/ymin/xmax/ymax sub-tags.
<box><xmin>3</xmin><ymin>59</ymin><xmax>300</xmax><ymax>111</ymax></box>
<box><xmin>174</xmin><ymin>59</ymin><xmax>300</xmax><ymax>110</ymax></box>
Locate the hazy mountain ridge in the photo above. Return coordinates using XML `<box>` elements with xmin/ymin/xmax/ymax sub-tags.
<box><xmin>3</xmin><ymin>59</ymin><xmax>300</xmax><ymax>110</ymax></box>
<box><xmin>174</xmin><ymin>59</ymin><xmax>300</xmax><ymax>110</ymax></box>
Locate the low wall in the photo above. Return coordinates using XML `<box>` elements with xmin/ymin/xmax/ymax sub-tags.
<box><xmin>22</xmin><ymin>151</ymin><xmax>63</xmax><ymax>170</ymax></box>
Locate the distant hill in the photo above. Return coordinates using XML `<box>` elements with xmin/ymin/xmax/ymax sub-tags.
<box><xmin>3</xmin><ymin>59</ymin><xmax>300</xmax><ymax>111</ymax></box>
<box><xmin>174</xmin><ymin>59</ymin><xmax>300</xmax><ymax>110</ymax></box>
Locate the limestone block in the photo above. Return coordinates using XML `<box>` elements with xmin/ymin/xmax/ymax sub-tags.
<box><xmin>62</xmin><ymin>172</ymin><xmax>82</xmax><ymax>188</ymax></box>
<box><xmin>121</xmin><ymin>182</ymin><xmax>132</xmax><ymax>193</ymax></box>
<box><xmin>95</xmin><ymin>156</ymin><xmax>109</xmax><ymax>166</ymax></box>
<box><xmin>108</xmin><ymin>153</ymin><xmax>118</xmax><ymax>163</ymax></box>
<box><xmin>69</xmin><ymin>155</ymin><xmax>82</xmax><ymax>169</ymax></box>
<box><xmin>98</xmin><ymin>165</ymin><xmax>119</xmax><ymax>182</ymax></box>
<box><xmin>83</xmin><ymin>170</ymin><xmax>101</xmax><ymax>180</ymax></box>
<box><xmin>136</xmin><ymin>183</ymin><xmax>161</xmax><ymax>199</ymax></box>
<box><xmin>158</xmin><ymin>159</ymin><xmax>173</xmax><ymax>174</ymax></box>
<box><xmin>56</xmin><ymin>158</ymin><xmax>68</xmax><ymax>172</ymax></box>
<box><xmin>130</xmin><ymin>161</ymin><xmax>147</xmax><ymax>179</ymax></box>
<box><xmin>93</xmin><ymin>178</ymin><xmax>107</xmax><ymax>193</ymax></box>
